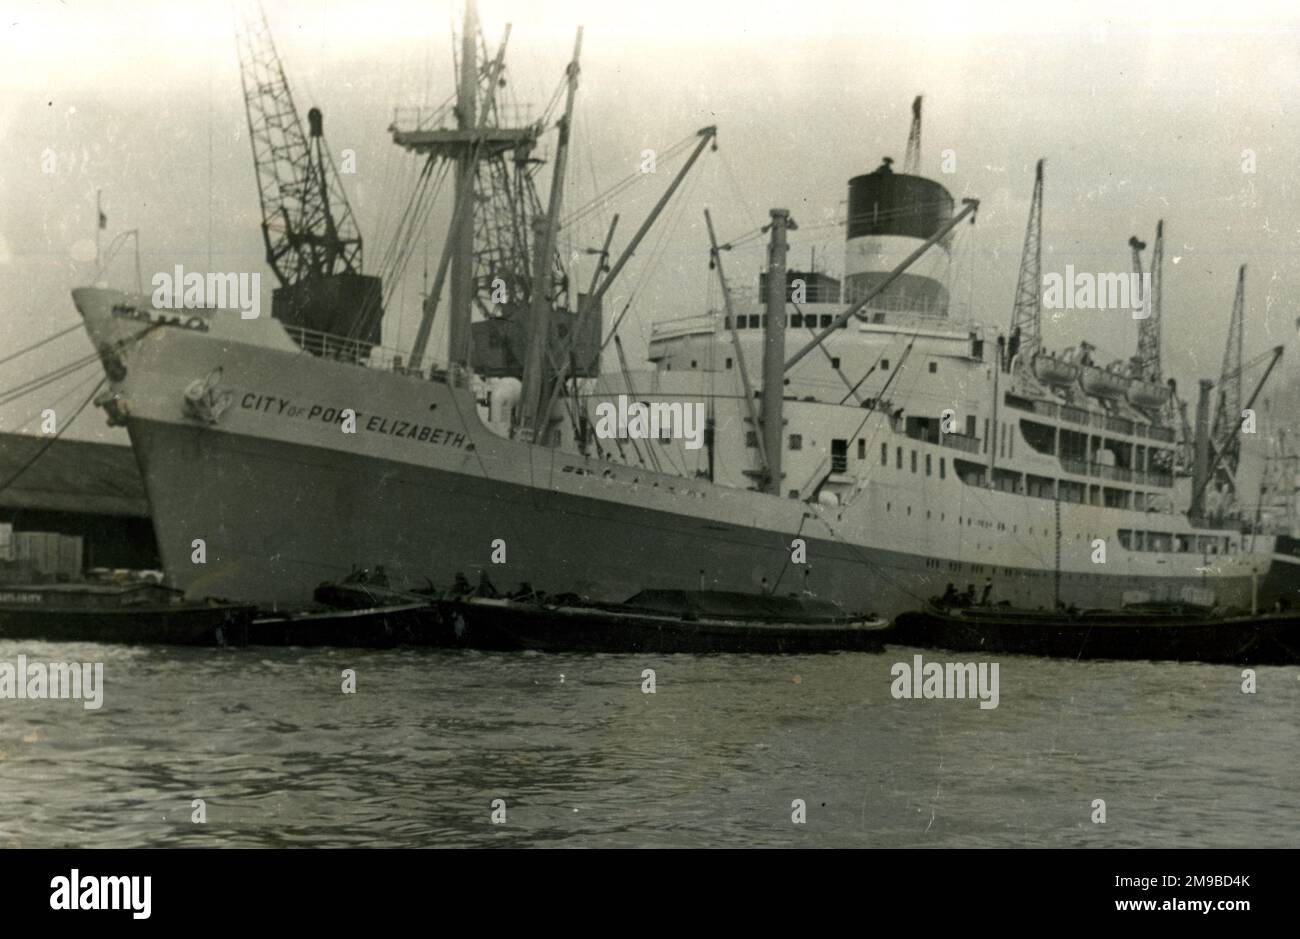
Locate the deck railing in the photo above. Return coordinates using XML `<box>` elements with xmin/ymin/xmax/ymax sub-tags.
<box><xmin>939</xmin><ymin>433</ymin><xmax>982</xmax><ymax>454</ymax></box>
<box><xmin>281</xmin><ymin>325</ymin><xmax>450</xmax><ymax>382</ymax></box>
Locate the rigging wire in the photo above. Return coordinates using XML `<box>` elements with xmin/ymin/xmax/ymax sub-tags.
<box><xmin>380</xmin><ymin>158</ymin><xmax>451</xmax><ymax>314</ymax></box>
<box><xmin>597</xmin><ymin>161</ymin><xmax>705</xmax><ymax>359</ymax></box>
<box><xmin>560</xmin><ymin>131</ymin><xmax>700</xmax><ymax>230</ymax></box>
<box><xmin>7</xmin><ymin>368</ymin><xmax>104</xmax><ymax>435</ymax></box>
<box><xmin>0</xmin><ymin>375</ymin><xmax>107</xmax><ymax>497</ymax></box>
<box><xmin>716</xmin><ymin>147</ymin><xmax>762</xmax><ymax>232</ymax></box>
<box><xmin>0</xmin><ymin>323</ymin><xmax>157</xmax><ymax>411</ymax></box>
<box><xmin>0</xmin><ymin>352</ymin><xmax>102</xmax><ymax>409</ymax></box>
<box><xmin>0</xmin><ymin>323</ymin><xmax>85</xmax><ymax>368</ymax></box>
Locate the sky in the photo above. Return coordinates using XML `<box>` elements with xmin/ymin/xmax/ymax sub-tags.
<box><xmin>1</xmin><ymin>0</ymin><xmax>1298</xmax><ymax>467</ymax></box>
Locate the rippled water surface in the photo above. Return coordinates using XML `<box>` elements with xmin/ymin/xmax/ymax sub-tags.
<box><xmin>1</xmin><ymin>640</ymin><xmax>1296</xmax><ymax>847</ymax></box>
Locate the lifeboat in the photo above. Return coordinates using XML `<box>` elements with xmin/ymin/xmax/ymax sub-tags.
<box><xmin>1032</xmin><ymin>353</ymin><xmax>1079</xmax><ymax>387</ymax></box>
<box><xmin>1079</xmin><ymin>363</ymin><xmax>1127</xmax><ymax>399</ymax></box>
<box><xmin>1127</xmin><ymin>380</ymin><xmax>1171</xmax><ymax>410</ymax></box>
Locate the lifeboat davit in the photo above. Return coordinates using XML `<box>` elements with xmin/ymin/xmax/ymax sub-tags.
<box><xmin>1032</xmin><ymin>353</ymin><xmax>1079</xmax><ymax>387</ymax></box>
<box><xmin>1079</xmin><ymin>364</ymin><xmax>1127</xmax><ymax>399</ymax></box>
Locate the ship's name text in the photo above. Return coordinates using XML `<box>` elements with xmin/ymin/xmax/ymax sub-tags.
<box><xmin>240</xmin><ymin>393</ymin><xmax>466</xmax><ymax>449</ymax></box>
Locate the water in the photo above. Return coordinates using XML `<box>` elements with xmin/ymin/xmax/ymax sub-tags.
<box><xmin>1</xmin><ymin>640</ymin><xmax>1297</xmax><ymax>848</ymax></box>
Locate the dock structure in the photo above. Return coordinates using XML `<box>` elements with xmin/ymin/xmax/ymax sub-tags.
<box><xmin>0</xmin><ymin>432</ymin><xmax>158</xmax><ymax>575</ymax></box>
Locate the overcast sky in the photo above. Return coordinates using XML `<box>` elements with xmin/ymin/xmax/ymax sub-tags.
<box><xmin>2</xmin><ymin>0</ymin><xmax>1298</xmax><ymax>465</ymax></box>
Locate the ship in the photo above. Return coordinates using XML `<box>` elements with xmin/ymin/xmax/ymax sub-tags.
<box><xmin>68</xmin><ymin>1</ymin><xmax>1296</xmax><ymax>620</ymax></box>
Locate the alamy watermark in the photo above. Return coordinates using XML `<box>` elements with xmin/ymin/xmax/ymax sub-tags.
<box><xmin>0</xmin><ymin>654</ymin><xmax>104</xmax><ymax>710</ymax></box>
<box><xmin>50</xmin><ymin>870</ymin><xmax>150</xmax><ymax>919</ymax></box>
<box><xmin>592</xmin><ymin>394</ymin><xmax>706</xmax><ymax>450</ymax></box>
<box><xmin>890</xmin><ymin>654</ymin><xmax>999</xmax><ymax>709</ymax></box>
<box><xmin>151</xmin><ymin>264</ymin><xmax>260</xmax><ymax>319</ymax></box>
<box><xmin>1043</xmin><ymin>267</ymin><xmax>1152</xmax><ymax>319</ymax></box>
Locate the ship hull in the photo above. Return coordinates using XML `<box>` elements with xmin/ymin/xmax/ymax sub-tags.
<box><xmin>127</xmin><ymin>415</ymin><xmax>1266</xmax><ymax>617</ymax></box>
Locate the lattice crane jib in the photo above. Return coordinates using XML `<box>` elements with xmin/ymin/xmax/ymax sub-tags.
<box><xmin>234</xmin><ymin>1</ymin><xmax>363</xmax><ymax>288</ymax></box>
<box><xmin>234</xmin><ymin>1</ymin><xmax>380</xmax><ymax>353</ymax></box>
<box><xmin>1010</xmin><ymin>159</ymin><xmax>1045</xmax><ymax>359</ymax></box>
<box><xmin>1136</xmin><ymin>220</ymin><xmax>1163</xmax><ymax>383</ymax></box>
<box><xmin>1212</xmin><ymin>265</ymin><xmax>1247</xmax><ymax>478</ymax></box>
<box><xmin>903</xmin><ymin>95</ymin><xmax>923</xmax><ymax>175</ymax></box>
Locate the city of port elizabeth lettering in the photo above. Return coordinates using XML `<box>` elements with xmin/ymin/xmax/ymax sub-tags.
<box><xmin>0</xmin><ymin>0</ymin><xmax>1294</xmax><ymax>917</ymax></box>
<box><xmin>237</xmin><ymin>392</ymin><xmax>468</xmax><ymax>447</ymax></box>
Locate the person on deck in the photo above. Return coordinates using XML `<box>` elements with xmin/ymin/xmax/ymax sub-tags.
<box><xmin>475</xmin><ymin>570</ymin><xmax>499</xmax><ymax>598</ymax></box>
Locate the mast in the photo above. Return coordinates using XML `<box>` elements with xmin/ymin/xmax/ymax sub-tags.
<box><xmin>518</xmin><ymin>27</ymin><xmax>583</xmax><ymax>441</ymax></box>
<box><xmin>405</xmin><ymin>23</ymin><xmax>512</xmax><ymax>374</ymax></box>
<box><xmin>705</xmin><ymin>208</ymin><xmax>768</xmax><ymax>480</ymax></box>
<box><xmin>762</xmin><ymin>209</ymin><xmax>794</xmax><ymax>496</ymax></box>
<box><xmin>446</xmin><ymin>0</ymin><xmax>480</xmax><ymax>383</ymax></box>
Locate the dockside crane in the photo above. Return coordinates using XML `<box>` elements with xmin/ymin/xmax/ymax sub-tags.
<box><xmin>1134</xmin><ymin>220</ymin><xmax>1187</xmax><ymax>461</ymax></box>
<box><xmin>1208</xmin><ymin>265</ymin><xmax>1247</xmax><ymax>488</ymax></box>
<box><xmin>1189</xmin><ymin>264</ymin><xmax>1287</xmax><ymax>519</ymax></box>
<box><xmin>1127</xmin><ymin>233</ymin><xmax>1147</xmax><ymax>329</ymax></box>
<box><xmin>1190</xmin><ymin>341</ymin><xmax>1283</xmax><ymax>520</ymax></box>
<box><xmin>1009</xmin><ymin>158</ymin><xmax>1044</xmax><ymax>361</ymax></box>
<box><xmin>1136</xmin><ymin>220</ymin><xmax>1163</xmax><ymax>382</ymax></box>
<box><xmin>234</xmin><ymin>0</ymin><xmax>381</xmax><ymax>354</ymax></box>
<box><xmin>903</xmin><ymin>96</ymin><xmax>922</xmax><ymax>175</ymax></box>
